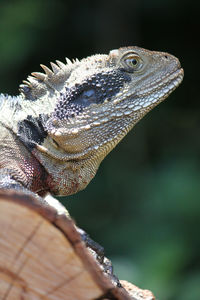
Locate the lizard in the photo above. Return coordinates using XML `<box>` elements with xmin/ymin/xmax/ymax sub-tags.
<box><xmin>0</xmin><ymin>46</ymin><xmax>183</xmax><ymax>200</ymax></box>
<box><xmin>0</xmin><ymin>46</ymin><xmax>183</xmax><ymax>292</ymax></box>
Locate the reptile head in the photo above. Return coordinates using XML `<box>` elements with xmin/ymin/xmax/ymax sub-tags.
<box><xmin>19</xmin><ymin>46</ymin><xmax>183</xmax><ymax>195</ymax></box>
<box><xmin>45</xmin><ymin>47</ymin><xmax>183</xmax><ymax>163</ymax></box>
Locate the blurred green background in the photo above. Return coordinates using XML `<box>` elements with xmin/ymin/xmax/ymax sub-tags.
<box><xmin>0</xmin><ymin>0</ymin><xmax>200</xmax><ymax>299</ymax></box>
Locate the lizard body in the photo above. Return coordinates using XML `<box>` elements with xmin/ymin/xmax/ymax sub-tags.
<box><xmin>0</xmin><ymin>46</ymin><xmax>183</xmax><ymax>198</ymax></box>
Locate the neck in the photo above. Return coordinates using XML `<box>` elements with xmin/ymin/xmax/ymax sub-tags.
<box><xmin>32</xmin><ymin>142</ymin><xmax>100</xmax><ymax>196</ymax></box>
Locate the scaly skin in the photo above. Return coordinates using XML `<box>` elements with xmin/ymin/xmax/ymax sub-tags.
<box><xmin>0</xmin><ymin>46</ymin><xmax>184</xmax><ymax>198</ymax></box>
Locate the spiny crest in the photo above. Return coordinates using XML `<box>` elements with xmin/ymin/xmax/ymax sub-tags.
<box><xmin>19</xmin><ymin>57</ymin><xmax>79</xmax><ymax>101</ymax></box>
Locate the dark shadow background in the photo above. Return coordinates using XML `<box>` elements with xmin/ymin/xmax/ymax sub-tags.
<box><xmin>0</xmin><ymin>0</ymin><xmax>200</xmax><ymax>299</ymax></box>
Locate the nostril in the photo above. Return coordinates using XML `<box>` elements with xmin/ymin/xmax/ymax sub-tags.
<box><xmin>164</xmin><ymin>55</ymin><xmax>169</xmax><ymax>59</ymax></box>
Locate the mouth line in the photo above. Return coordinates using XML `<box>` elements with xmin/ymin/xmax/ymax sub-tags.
<box><xmin>155</xmin><ymin>67</ymin><xmax>184</xmax><ymax>96</ymax></box>
<box><xmin>113</xmin><ymin>67</ymin><xmax>184</xmax><ymax>113</ymax></box>
<box><xmin>158</xmin><ymin>67</ymin><xmax>184</xmax><ymax>89</ymax></box>
<box><xmin>135</xmin><ymin>67</ymin><xmax>184</xmax><ymax>97</ymax></box>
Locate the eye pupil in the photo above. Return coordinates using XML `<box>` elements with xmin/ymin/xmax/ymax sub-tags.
<box><xmin>131</xmin><ymin>58</ymin><xmax>138</xmax><ymax>65</ymax></box>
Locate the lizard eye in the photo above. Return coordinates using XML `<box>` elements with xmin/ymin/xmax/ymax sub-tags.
<box><xmin>122</xmin><ymin>53</ymin><xmax>143</xmax><ymax>72</ymax></box>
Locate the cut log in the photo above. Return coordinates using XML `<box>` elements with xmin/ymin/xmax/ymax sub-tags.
<box><xmin>0</xmin><ymin>190</ymin><xmax>155</xmax><ymax>300</ymax></box>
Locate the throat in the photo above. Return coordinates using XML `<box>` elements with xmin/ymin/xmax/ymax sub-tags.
<box><xmin>32</xmin><ymin>146</ymin><xmax>97</xmax><ymax>196</ymax></box>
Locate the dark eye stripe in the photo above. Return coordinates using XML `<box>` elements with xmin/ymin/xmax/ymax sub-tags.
<box><xmin>54</xmin><ymin>70</ymin><xmax>131</xmax><ymax>120</ymax></box>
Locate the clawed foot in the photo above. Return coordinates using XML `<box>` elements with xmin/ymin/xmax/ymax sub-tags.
<box><xmin>77</xmin><ymin>227</ymin><xmax>121</xmax><ymax>287</ymax></box>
